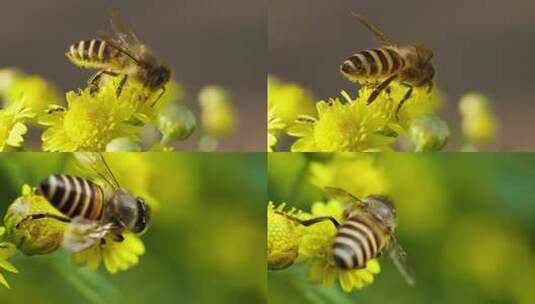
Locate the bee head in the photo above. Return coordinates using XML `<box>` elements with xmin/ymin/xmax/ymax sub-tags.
<box><xmin>414</xmin><ymin>44</ymin><xmax>434</xmax><ymax>64</ymax></box>
<box><xmin>111</xmin><ymin>192</ymin><xmax>152</xmax><ymax>235</ymax></box>
<box><xmin>340</xmin><ymin>56</ymin><xmax>367</xmax><ymax>82</ymax></box>
<box><xmin>132</xmin><ymin>196</ymin><xmax>151</xmax><ymax>235</ymax></box>
<box><xmin>148</xmin><ymin>65</ymin><xmax>171</xmax><ymax>89</ymax></box>
<box><xmin>362</xmin><ymin>195</ymin><xmax>396</xmax><ymax>231</ymax></box>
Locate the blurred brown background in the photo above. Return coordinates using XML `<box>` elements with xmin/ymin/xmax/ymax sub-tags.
<box><xmin>269</xmin><ymin>0</ymin><xmax>535</xmax><ymax>150</ymax></box>
<box><xmin>0</xmin><ymin>0</ymin><xmax>266</xmax><ymax>151</ymax></box>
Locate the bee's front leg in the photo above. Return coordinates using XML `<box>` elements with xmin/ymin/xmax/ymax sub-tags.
<box><xmin>275</xmin><ymin>211</ymin><xmax>340</xmax><ymax>228</ymax></box>
<box><xmin>367</xmin><ymin>74</ymin><xmax>398</xmax><ymax>105</ymax></box>
<box><xmin>396</xmin><ymin>83</ymin><xmax>414</xmax><ymax>120</ymax></box>
<box><xmin>16</xmin><ymin>213</ymin><xmax>71</xmax><ymax>229</ymax></box>
<box><xmin>116</xmin><ymin>75</ymin><xmax>128</xmax><ymax>97</ymax></box>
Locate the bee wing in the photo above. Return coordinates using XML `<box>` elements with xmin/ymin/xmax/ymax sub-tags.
<box><xmin>324</xmin><ymin>187</ymin><xmax>363</xmax><ymax>205</ymax></box>
<box><xmin>107</xmin><ymin>5</ymin><xmax>143</xmax><ymax>52</ymax></box>
<box><xmin>74</xmin><ymin>152</ymin><xmax>120</xmax><ymax>190</ymax></box>
<box><xmin>98</xmin><ymin>30</ymin><xmax>143</xmax><ymax>65</ymax></box>
<box><xmin>388</xmin><ymin>234</ymin><xmax>416</xmax><ymax>286</ymax></box>
<box><xmin>63</xmin><ymin>217</ymin><xmax>115</xmax><ymax>252</ymax></box>
<box><xmin>351</xmin><ymin>12</ymin><xmax>395</xmax><ymax>46</ymax></box>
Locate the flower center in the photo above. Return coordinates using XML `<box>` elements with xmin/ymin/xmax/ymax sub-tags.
<box><xmin>313</xmin><ymin>107</ymin><xmax>362</xmax><ymax>151</ymax></box>
<box><xmin>62</xmin><ymin>103</ymin><xmax>112</xmax><ymax>150</ymax></box>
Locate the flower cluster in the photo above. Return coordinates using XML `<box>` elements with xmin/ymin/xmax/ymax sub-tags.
<box><xmin>0</xmin><ymin>183</ymin><xmax>149</xmax><ymax>289</ymax></box>
<box><xmin>268</xmin><ymin>200</ymin><xmax>381</xmax><ymax>292</ymax></box>
<box><xmin>268</xmin><ymin>76</ymin><xmax>447</xmax><ymax>151</ymax></box>
<box><xmin>267</xmin><ymin>153</ymin><xmax>396</xmax><ymax>292</ymax></box>
<box><xmin>0</xmin><ymin>227</ymin><xmax>18</xmax><ymax>289</ymax></box>
<box><xmin>0</xmin><ymin>67</ymin><xmax>238</xmax><ymax>151</ymax></box>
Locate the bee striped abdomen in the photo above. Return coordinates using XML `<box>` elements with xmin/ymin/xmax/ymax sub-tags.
<box><xmin>39</xmin><ymin>174</ymin><xmax>104</xmax><ymax>221</ymax></box>
<box><xmin>67</xmin><ymin>39</ymin><xmax>120</xmax><ymax>67</ymax></box>
<box><xmin>342</xmin><ymin>47</ymin><xmax>405</xmax><ymax>79</ymax></box>
<box><xmin>333</xmin><ymin>217</ymin><xmax>385</xmax><ymax>270</ymax></box>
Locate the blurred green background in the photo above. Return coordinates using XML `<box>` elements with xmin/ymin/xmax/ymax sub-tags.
<box><xmin>268</xmin><ymin>153</ymin><xmax>535</xmax><ymax>304</ymax></box>
<box><xmin>0</xmin><ymin>153</ymin><xmax>266</xmax><ymax>304</ymax></box>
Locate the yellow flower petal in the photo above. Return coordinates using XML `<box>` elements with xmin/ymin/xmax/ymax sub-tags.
<box><xmin>0</xmin><ymin>258</ymin><xmax>18</xmax><ymax>274</ymax></box>
<box><xmin>0</xmin><ymin>273</ymin><xmax>10</xmax><ymax>289</ymax></box>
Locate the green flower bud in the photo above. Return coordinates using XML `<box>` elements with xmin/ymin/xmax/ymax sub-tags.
<box><xmin>106</xmin><ymin>137</ymin><xmax>142</xmax><ymax>152</ymax></box>
<box><xmin>410</xmin><ymin>115</ymin><xmax>450</xmax><ymax>151</ymax></box>
<box><xmin>199</xmin><ymin>86</ymin><xmax>237</xmax><ymax>137</ymax></box>
<box><xmin>4</xmin><ymin>185</ymin><xmax>67</xmax><ymax>256</ymax></box>
<box><xmin>157</xmin><ymin>104</ymin><xmax>196</xmax><ymax>142</ymax></box>
<box><xmin>267</xmin><ymin>203</ymin><xmax>301</xmax><ymax>270</ymax></box>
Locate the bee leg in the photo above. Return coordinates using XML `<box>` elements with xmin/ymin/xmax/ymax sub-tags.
<box><xmin>275</xmin><ymin>211</ymin><xmax>340</xmax><ymax>228</ymax></box>
<box><xmin>88</xmin><ymin>71</ymin><xmax>105</xmax><ymax>94</ymax></box>
<box><xmin>16</xmin><ymin>213</ymin><xmax>71</xmax><ymax>229</ymax></box>
<box><xmin>150</xmin><ymin>86</ymin><xmax>166</xmax><ymax>107</ymax></box>
<box><xmin>395</xmin><ymin>83</ymin><xmax>414</xmax><ymax>120</ymax></box>
<box><xmin>116</xmin><ymin>75</ymin><xmax>128</xmax><ymax>97</ymax></box>
<box><xmin>89</xmin><ymin>70</ymin><xmax>120</xmax><ymax>95</ymax></box>
<box><xmin>367</xmin><ymin>74</ymin><xmax>398</xmax><ymax>105</ymax></box>
<box><xmin>110</xmin><ymin>232</ymin><xmax>124</xmax><ymax>242</ymax></box>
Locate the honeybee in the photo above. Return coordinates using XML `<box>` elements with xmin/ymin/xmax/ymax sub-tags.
<box><xmin>66</xmin><ymin>6</ymin><xmax>171</xmax><ymax>104</ymax></box>
<box><xmin>279</xmin><ymin>187</ymin><xmax>415</xmax><ymax>285</ymax></box>
<box><xmin>341</xmin><ymin>13</ymin><xmax>435</xmax><ymax>119</ymax></box>
<box><xmin>17</xmin><ymin>152</ymin><xmax>151</xmax><ymax>252</ymax></box>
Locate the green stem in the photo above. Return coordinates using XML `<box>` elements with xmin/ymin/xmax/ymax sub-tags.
<box><xmin>160</xmin><ymin>134</ymin><xmax>172</xmax><ymax>146</ymax></box>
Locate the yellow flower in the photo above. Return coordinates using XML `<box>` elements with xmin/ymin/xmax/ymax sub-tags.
<box><xmin>299</xmin><ymin>200</ymin><xmax>381</xmax><ymax>292</ymax></box>
<box><xmin>97</xmin><ymin>73</ymin><xmax>177</xmax><ymax>118</ymax></box>
<box><xmin>0</xmin><ymin>100</ymin><xmax>34</xmax><ymax>151</ymax></box>
<box><xmin>358</xmin><ymin>82</ymin><xmax>442</xmax><ymax>130</ymax></box>
<box><xmin>288</xmin><ymin>93</ymin><xmax>395</xmax><ymax>152</ymax></box>
<box><xmin>0</xmin><ymin>68</ymin><xmax>22</xmax><ymax>93</ymax></box>
<box><xmin>267</xmin><ymin>202</ymin><xmax>303</xmax><ymax>270</ymax></box>
<box><xmin>0</xmin><ymin>227</ymin><xmax>19</xmax><ymax>289</ymax></box>
<box><xmin>268</xmin><ymin>76</ymin><xmax>315</xmax><ymax>126</ymax></box>
<box><xmin>459</xmin><ymin>92</ymin><xmax>498</xmax><ymax>146</ymax></box>
<box><xmin>72</xmin><ymin>232</ymin><xmax>145</xmax><ymax>274</ymax></box>
<box><xmin>309</xmin><ymin>153</ymin><xmax>387</xmax><ymax>198</ymax></box>
<box><xmin>268</xmin><ymin>109</ymin><xmax>285</xmax><ymax>152</ymax></box>
<box><xmin>199</xmin><ymin>85</ymin><xmax>238</xmax><ymax>137</ymax></box>
<box><xmin>284</xmin><ymin>81</ymin><xmax>444</xmax><ymax>152</ymax></box>
<box><xmin>3</xmin><ymin>185</ymin><xmax>67</xmax><ymax>256</ymax></box>
<box><xmin>40</xmin><ymin>87</ymin><xmax>140</xmax><ymax>152</ymax></box>
<box><xmin>3</xmin><ymin>74</ymin><xmax>62</xmax><ymax>113</ymax></box>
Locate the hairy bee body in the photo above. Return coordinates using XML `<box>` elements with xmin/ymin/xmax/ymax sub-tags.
<box><xmin>67</xmin><ymin>39</ymin><xmax>127</xmax><ymax>71</ymax></box>
<box><xmin>341</xmin><ymin>13</ymin><xmax>435</xmax><ymax>95</ymax></box>
<box><xmin>342</xmin><ymin>46</ymin><xmax>407</xmax><ymax>83</ymax></box>
<box><xmin>333</xmin><ymin>213</ymin><xmax>389</xmax><ymax>269</ymax></box>
<box><xmin>38</xmin><ymin>174</ymin><xmax>105</xmax><ymax>221</ymax></box>
<box><xmin>342</xmin><ymin>45</ymin><xmax>435</xmax><ymax>86</ymax></box>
